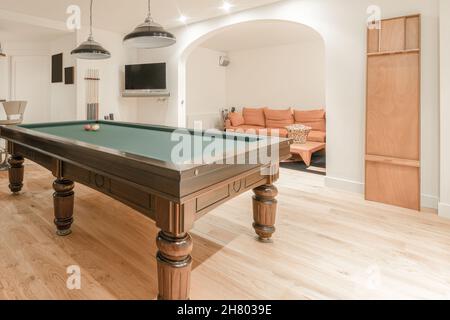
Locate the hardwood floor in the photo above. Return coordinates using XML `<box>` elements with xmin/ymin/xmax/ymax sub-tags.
<box><xmin>1</xmin><ymin>162</ymin><xmax>450</xmax><ymax>300</ymax></box>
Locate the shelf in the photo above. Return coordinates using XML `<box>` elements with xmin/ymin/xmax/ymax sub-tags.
<box><xmin>122</xmin><ymin>90</ymin><xmax>170</xmax><ymax>98</ymax></box>
<box><xmin>367</xmin><ymin>49</ymin><xmax>420</xmax><ymax>57</ymax></box>
<box><xmin>365</xmin><ymin>155</ymin><xmax>420</xmax><ymax>168</ymax></box>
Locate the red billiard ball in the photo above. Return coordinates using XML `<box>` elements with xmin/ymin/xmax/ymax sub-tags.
<box><xmin>84</xmin><ymin>124</ymin><xmax>92</xmax><ymax>131</ymax></box>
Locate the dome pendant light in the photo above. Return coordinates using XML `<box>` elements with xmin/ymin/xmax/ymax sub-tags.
<box><xmin>0</xmin><ymin>42</ymin><xmax>6</xmax><ymax>57</ymax></box>
<box><xmin>123</xmin><ymin>0</ymin><xmax>176</xmax><ymax>49</ymax></box>
<box><xmin>71</xmin><ymin>0</ymin><xmax>111</xmax><ymax>60</ymax></box>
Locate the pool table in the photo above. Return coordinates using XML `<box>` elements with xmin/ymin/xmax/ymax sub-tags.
<box><xmin>0</xmin><ymin>121</ymin><xmax>291</xmax><ymax>300</ymax></box>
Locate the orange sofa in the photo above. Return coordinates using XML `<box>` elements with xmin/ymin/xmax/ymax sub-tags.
<box><xmin>225</xmin><ymin>107</ymin><xmax>326</xmax><ymax>143</ymax></box>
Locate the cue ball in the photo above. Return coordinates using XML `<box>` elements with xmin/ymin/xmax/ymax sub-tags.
<box><xmin>91</xmin><ymin>124</ymin><xmax>100</xmax><ymax>131</ymax></box>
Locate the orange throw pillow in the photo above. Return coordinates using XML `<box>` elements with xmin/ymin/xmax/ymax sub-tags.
<box><xmin>294</xmin><ymin>109</ymin><xmax>326</xmax><ymax>131</ymax></box>
<box><xmin>264</xmin><ymin>108</ymin><xmax>294</xmax><ymax>129</ymax></box>
<box><xmin>242</xmin><ymin>108</ymin><xmax>266</xmax><ymax>127</ymax></box>
<box><xmin>228</xmin><ymin>112</ymin><xmax>245</xmax><ymax>127</ymax></box>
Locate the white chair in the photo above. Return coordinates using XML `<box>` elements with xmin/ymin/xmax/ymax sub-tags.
<box><xmin>0</xmin><ymin>101</ymin><xmax>27</xmax><ymax>170</ymax></box>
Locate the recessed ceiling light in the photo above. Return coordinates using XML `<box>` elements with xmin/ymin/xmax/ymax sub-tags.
<box><xmin>221</xmin><ymin>2</ymin><xmax>234</xmax><ymax>12</ymax></box>
<box><xmin>179</xmin><ymin>15</ymin><xmax>188</xmax><ymax>23</ymax></box>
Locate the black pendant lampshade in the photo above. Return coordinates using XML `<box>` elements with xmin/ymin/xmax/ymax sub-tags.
<box><xmin>124</xmin><ymin>0</ymin><xmax>176</xmax><ymax>49</ymax></box>
<box><xmin>71</xmin><ymin>0</ymin><xmax>111</xmax><ymax>60</ymax></box>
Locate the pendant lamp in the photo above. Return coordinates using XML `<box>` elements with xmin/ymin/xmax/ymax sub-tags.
<box><xmin>71</xmin><ymin>0</ymin><xmax>111</xmax><ymax>60</ymax></box>
<box><xmin>123</xmin><ymin>0</ymin><xmax>176</xmax><ymax>49</ymax></box>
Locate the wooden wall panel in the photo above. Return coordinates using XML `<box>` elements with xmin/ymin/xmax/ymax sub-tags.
<box><xmin>406</xmin><ymin>16</ymin><xmax>420</xmax><ymax>50</ymax></box>
<box><xmin>368</xmin><ymin>28</ymin><xmax>380</xmax><ymax>53</ymax></box>
<box><xmin>380</xmin><ymin>18</ymin><xmax>405</xmax><ymax>52</ymax></box>
<box><xmin>365</xmin><ymin>15</ymin><xmax>421</xmax><ymax>211</ymax></box>
<box><xmin>366</xmin><ymin>53</ymin><xmax>420</xmax><ymax>159</ymax></box>
<box><xmin>366</xmin><ymin>162</ymin><xmax>420</xmax><ymax>210</ymax></box>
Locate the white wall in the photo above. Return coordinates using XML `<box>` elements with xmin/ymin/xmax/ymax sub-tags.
<box><xmin>75</xmin><ymin>28</ymin><xmax>139</xmax><ymax>122</ymax></box>
<box><xmin>50</xmin><ymin>33</ymin><xmax>77</xmax><ymax>121</ymax></box>
<box><xmin>2</xmin><ymin>41</ymin><xmax>51</xmax><ymax>123</ymax></box>
<box><xmin>439</xmin><ymin>0</ymin><xmax>450</xmax><ymax>217</ymax></box>
<box><xmin>186</xmin><ymin>47</ymin><xmax>226</xmax><ymax>129</ymax></box>
<box><xmin>137</xmin><ymin>0</ymin><xmax>440</xmax><ymax>208</ymax></box>
<box><xmin>226</xmin><ymin>41</ymin><xmax>325</xmax><ymax>109</ymax></box>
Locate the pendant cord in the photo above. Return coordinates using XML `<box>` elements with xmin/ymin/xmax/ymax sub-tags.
<box><xmin>89</xmin><ymin>0</ymin><xmax>93</xmax><ymax>38</ymax></box>
<box><xmin>146</xmin><ymin>0</ymin><xmax>153</xmax><ymax>22</ymax></box>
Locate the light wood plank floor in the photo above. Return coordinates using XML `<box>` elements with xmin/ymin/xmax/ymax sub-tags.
<box><xmin>1</xmin><ymin>162</ymin><xmax>450</xmax><ymax>300</ymax></box>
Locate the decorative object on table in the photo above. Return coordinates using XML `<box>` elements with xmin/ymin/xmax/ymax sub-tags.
<box><xmin>0</xmin><ymin>41</ymin><xmax>6</xmax><ymax>57</ymax></box>
<box><xmin>71</xmin><ymin>0</ymin><xmax>111</xmax><ymax>60</ymax></box>
<box><xmin>124</xmin><ymin>0</ymin><xmax>176</xmax><ymax>49</ymax></box>
<box><xmin>0</xmin><ymin>101</ymin><xmax>27</xmax><ymax>171</ymax></box>
<box><xmin>51</xmin><ymin>53</ymin><xmax>63</xmax><ymax>83</ymax></box>
<box><xmin>85</xmin><ymin>69</ymin><xmax>100</xmax><ymax>120</ymax></box>
<box><xmin>109</xmin><ymin>113</ymin><xmax>115</xmax><ymax>121</ymax></box>
<box><xmin>64</xmin><ymin>67</ymin><xmax>75</xmax><ymax>84</ymax></box>
<box><xmin>221</xmin><ymin>108</ymin><xmax>230</xmax><ymax>123</ymax></box>
<box><xmin>285</xmin><ymin>124</ymin><xmax>312</xmax><ymax>144</ymax></box>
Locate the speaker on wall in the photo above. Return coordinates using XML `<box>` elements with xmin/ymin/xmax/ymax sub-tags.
<box><xmin>219</xmin><ymin>56</ymin><xmax>230</xmax><ymax>67</ymax></box>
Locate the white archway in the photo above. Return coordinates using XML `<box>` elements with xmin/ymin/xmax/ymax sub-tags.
<box><xmin>177</xmin><ymin>18</ymin><xmax>327</xmax><ymax>128</ymax></box>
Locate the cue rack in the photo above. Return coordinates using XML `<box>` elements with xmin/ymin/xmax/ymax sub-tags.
<box><xmin>85</xmin><ymin>69</ymin><xmax>100</xmax><ymax>120</ymax></box>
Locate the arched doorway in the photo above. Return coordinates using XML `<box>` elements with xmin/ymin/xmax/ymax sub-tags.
<box><xmin>180</xmin><ymin>19</ymin><xmax>327</xmax><ymax>174</ymax></box>
<box><xmin>178</xmin><ymin>18</ymin><xmax>326</xmax><ymax>127</ymax></box>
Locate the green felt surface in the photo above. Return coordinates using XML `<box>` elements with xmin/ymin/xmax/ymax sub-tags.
<box><xmin>21</xmin><ymin>122</ymin><xmax>258</xmax><ymax>163</ymax></box>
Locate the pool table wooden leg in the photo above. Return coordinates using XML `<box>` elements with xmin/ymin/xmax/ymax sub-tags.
<box><xmin>53</xmin><ymin>179</ymin><xmax>75</xmax><ymax>236</ymax></box>
<box><xmin>156</xmin><ymin>231</ymin><xmax>193</xmax><ymax>300</ymax></box>
<box><xmin>8</xmin><ymin>155</ymin><xmax>24</xmax><ymax>194</ymax></box>
<box><xmin>154</xmin><ymin>197</ymin><xmax>195</xmax><ymax>300</ymax></box>
<box><xmin>252</xmin><ymin>184</ymin><xmax>278</xmax><ymax>242</ymax></box>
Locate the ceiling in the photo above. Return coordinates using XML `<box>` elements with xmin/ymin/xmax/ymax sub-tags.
<box><xmin>0</xmin><ymin>0</ymin><xmax>284</xmax><ymax>34</ymax></box>
<box><xmin>200</xmin><ymin>20</ymin><xmax>323</xmax><ymax>52</ymax></box>
<box><xmin>0</xmin><ymin>19</ymin><xmax>68</xmax><ymax>41</ymax></box>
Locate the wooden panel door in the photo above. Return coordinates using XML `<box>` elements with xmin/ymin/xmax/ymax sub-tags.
<box><xmin>366</xmin><ymin>53</ymin><xmax>420</xmax><ymax>160</ymax></box>
<box><xmin>365</xmin><ymin>15</ymin><xmax>421</xmax><ymax>210</ymax></box>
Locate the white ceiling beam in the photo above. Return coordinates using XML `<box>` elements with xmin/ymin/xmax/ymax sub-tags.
<box><xmin>0</xmin><ymin>9</ymin><xmax>69</xmax><ymax>32</ymax></box>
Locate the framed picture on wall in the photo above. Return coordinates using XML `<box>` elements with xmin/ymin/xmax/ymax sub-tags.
<box><xmin>51</xmin><ymin>53</ymin><xmax>63</xmax><ymax>83</ymax></box>
<box><xmin>65</xmin><ymin>67</ymin><xmax>75</xmax><ymax>85</ymax></box>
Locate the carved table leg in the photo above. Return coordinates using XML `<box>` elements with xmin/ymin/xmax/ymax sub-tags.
<box><xmin>156</xmin><ymin>231</ymin><xmax>193</xmax><ymax>300</ymax></box>
<box><xmin>252</xmin><ymin>184</ymin><xmax>278</xmax><ymax>242</ymax></box>
<box><xmin>8</xmin><ymin>155</ymin><xmax>24</xmax><ymax>193</ymax></box>
<box><xmin>53</xmin><ymin>179</ymin><xmax>75</xmax><ymax>236</ymax></box>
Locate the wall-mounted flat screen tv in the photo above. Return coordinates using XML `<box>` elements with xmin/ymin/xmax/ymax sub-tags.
<box><xmin>125</xmin><ymin>63</ymin><xmax>166</xmax><ymax>90</ymax></box>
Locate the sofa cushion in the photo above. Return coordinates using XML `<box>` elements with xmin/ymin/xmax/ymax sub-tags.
<box><xmin>228</xmin><ymin>112</ymin><xmax>245</xmax><ymax>127</ymax></box>
<box><xmin>264</xmin><ymin>108</ymin><xmax>294</xmax><ymax>129</ymax></box>
<box><xmin>294</xmin><ymin>109</ymin><xmax>326</xmax><ymax>132</ymax></box>
<box><xmin>227</xmin><ymin>126</ymin><xmax>288</xmax><ymax>137</ymax></box>
<box><xmin>308</xmin><ymin>130</ymin><xmax>326</xmax><ymax>142</ymax></box>
<box><xmin>242</xmin><ymin>107</ymin><xmax>266</xmax><ymax>127</ymax></box>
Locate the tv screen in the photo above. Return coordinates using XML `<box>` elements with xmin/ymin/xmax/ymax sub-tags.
<box><xmin>125</xmin><ymin>63</ymin><xmax>166</xmax><ymax>90</ymax></box>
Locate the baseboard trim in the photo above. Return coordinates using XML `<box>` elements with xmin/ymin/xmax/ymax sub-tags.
<box><xmin>438</xmin><ymin>202</ymin><xmax>450</xmax><ymax>219</ymax></box>
<box><xmin>324</xmin><ymin>176</ymin><xmax>364</xmax><ymax>194</ymax></box>
<box><xmin>324</xmin><ymin>176</ymin><xmax>438</xmax><ymax>210</ymax></box>
<box><xmin>421</xmin><ymin>194</ymin><xmax>439</xmax><ymax>210</ymax></box>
